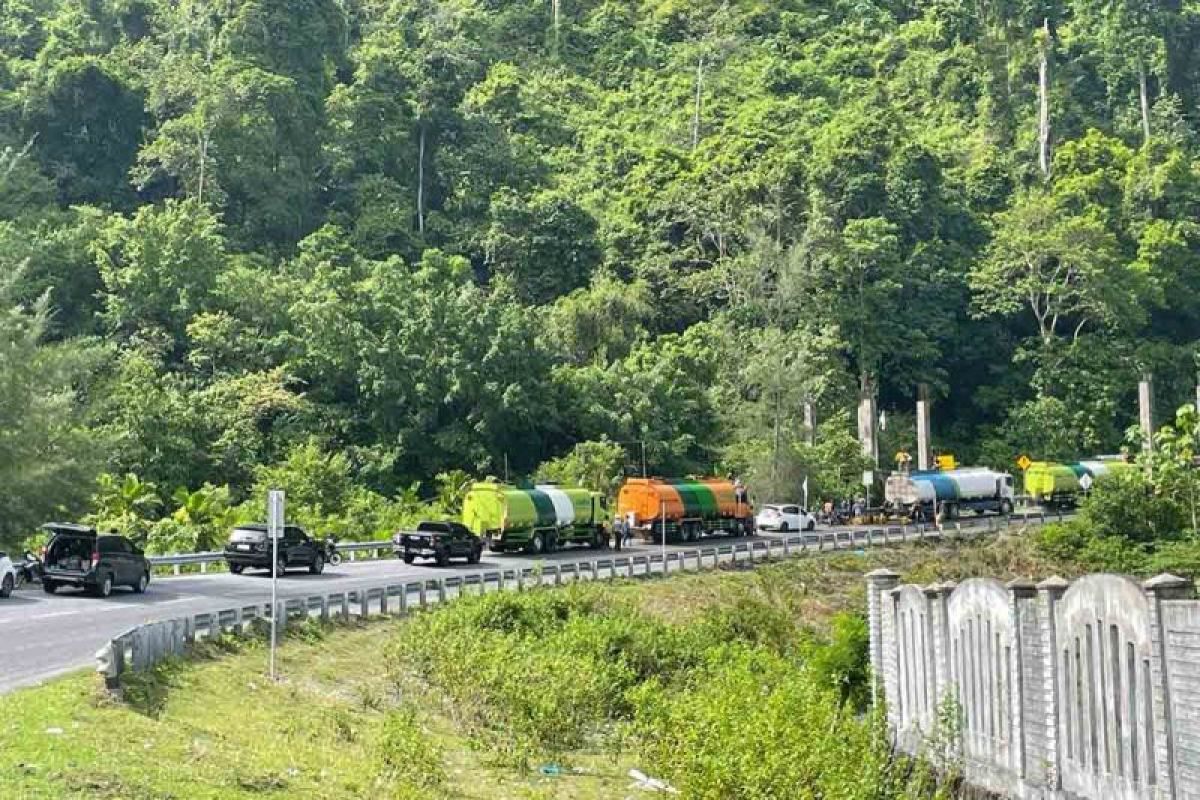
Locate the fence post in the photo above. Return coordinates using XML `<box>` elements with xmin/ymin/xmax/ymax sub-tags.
<box><xmin>1035</xmin><ymin>576</ymin><xmax>1069</xmax><ymax>792</ymax></box>
<box><xmin>865</xmin><ymin>569</ymin><xmax>901</xmax><ymax>718</ymax></box>
<box><xmin>1144</xmin><ymin>573</ymin><xmax>1193</xmax><ymax>797</ymax></box>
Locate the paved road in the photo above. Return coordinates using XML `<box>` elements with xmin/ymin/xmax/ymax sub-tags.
<box><xmin>0</xmin><ymin>533</ymin><xmax>782</xmax><ymax>694</ymax></box>
<box><xmin>1</xmin><ymin>509</ymin><xmax>1064</xmax><ymax>695</ymax></box>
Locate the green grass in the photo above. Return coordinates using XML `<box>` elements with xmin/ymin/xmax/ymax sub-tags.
<box><xmin>0</xmin><ymin>527</ymin><xmax>1072</xmax><ymax>800</ymax></box>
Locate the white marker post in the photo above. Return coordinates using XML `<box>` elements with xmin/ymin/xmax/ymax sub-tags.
<box><xmin>660</xmin><ymin>500</ymin><xmax>667</xmax><ymax>574</ymax></box>
<box><xmin>268</xmin><ymin>489</ymin><xmax>285</xmax><ymax>681</ymax></box>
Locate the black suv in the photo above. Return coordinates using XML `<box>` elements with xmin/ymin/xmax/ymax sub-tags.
<box><xmin>41</xmin><ymin>523</ymin><xmax>151</xmax><ymax>597</ymax></box>
<box><xmin>224</xmin><ymin>524</ymin><xmax>325</xmax><ymax>575</ymax></box>
<box><xmin>394</xmin><ymin>521</ymin><xmax>482</xmax><ymax>566</ymax></box>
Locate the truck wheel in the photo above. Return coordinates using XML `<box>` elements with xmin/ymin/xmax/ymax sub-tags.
<box><xmin>309</xmin><ymin>555</ymin><xmax>324</xmax><ymax>575</ymax></box>
<box><xmin>42</xmin><ymin>580</ymin><xmax>57</xmax><ymax>594</ymax></box>
<box><xmin>94</xmin><ymin>573</ymin><xmax>113</xmax><ymax>598</ymax></box>
<box><xmin>132</xmin><ymin>571</ymin><xmax>149</xmax><ymax>593</ymax></box>
<box><xmin>530</xmin><ymin>533</ymin><xmax>544</xmax><ymax>555</ymax></box>
<box><xmin>1000</xmin><ymin>499</ymin><xmax>1013</xmax><ymax>515</ymax></box>
<box><xmin>403</xmin><ymin>553</ymin><xmax>415</xmax><ymax>564</ymax></box>
<box><xmin>0</xmin><ymin>574</ymin><xmax>12</xmax><ymax>598</ymax></box>
<box><xmin>230</xmin><ymin>564</ymin><xmax>243</xmax><ymax>575</ymax></box>
<box><xmin>435</xmin><ymin>549</ymin><xmax>449</xmax><ymax>567</ymax></box>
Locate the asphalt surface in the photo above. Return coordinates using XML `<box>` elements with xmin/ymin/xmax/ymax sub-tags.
<box><xmin>0</xmin><ymin>533</ymin><xmax>782</xmax><ymax>694</ymax></box>
<box><xmin>0</xmin><ymin>510</ymin><xmax>1064</xmax><ymax>695</ymax></box>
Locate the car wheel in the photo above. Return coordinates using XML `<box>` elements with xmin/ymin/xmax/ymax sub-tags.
<box><xmin>403</xmin><ymin>553</ymin><xmax>415</xmax><ymax>565</ymax></box>
<box><xmin>468</xmin><ymin>546</ymin><xmax>481</xmax><ymax>564</ymax></box>
<box><xmin>229</xmin><ymin>564</ymin><xmax>243</xmax><ymax>575</ymax></box>
<box><xmin>132</xmin><ymin>571</ymin><xmax>149</xmax><ymax>593</ymax></box>
<box><xmin>0</xmin><ymin>574</ymin><xmax>12</xmax><ymax>598</ymax></box>
<box><xmin>806</xmin><ymin>520</ymin><xmax>816</xmax><ymax>532</ymax></box>
<box><xmin>435</xmin><ymin>548</ymin><xmax>449</xmax><ymax>567</ymax></box>
<box><xmin>95</xmin><ymin>573</ymin><xmax>113</xmax><ymax>598</ymax></box>
<box><xmin>309</xmin><ymin>555</ymin><xmax>324</xmax><ymax>575</ymax></box>
<box><xmin>42</xmin><ymin>580</ymin><xmax>57</xmax><ymax>594</ymax></box>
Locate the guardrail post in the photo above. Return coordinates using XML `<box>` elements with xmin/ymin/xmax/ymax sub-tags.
<box><xmin>418</xmin><ymin>581</ymin><xmax>428</xmax><ymax>608</ymax></box>
<box><xmin>339</xmin><ymin>593</ymin><xmax>349</xmax><ymax>622</ymax></box>
<box><xmin>627</xmin><ymin>558</ymin><xmax>636</xmax><ymax>578</ymax></box>
<box><xmin>173</xmin><ymin>563</ymin><xmax>181</xmax><ymax>576</ymax></box>
<box><xmin>379</xmin><ymin>588</ymin><xmax>389</xmax><ymax>615</ymax></box>
<box><xmin>319</xmin><ymin>596</ymin><xmax>330</xmax><ymax>623</ymax></box>
<box><xmin>358</xmin><ymin>590</ymin><xmax>369</xmax><ymax>619</ymax></box>
<box><xmin>275</xmin><ymin>601</ymin><xmax>287</xmax><ymax>635</ymax></box>
<box><xmin>200</xmin><ymin>561</ymin><xmax>208</xmax><ymax>574</ymax></box>
<box><xmin>437</xmin><ymin>579</ymin><xmax>447</xmax><ymax>603</ymax></box>
<box><xmin>350</xmin><ymin>549</ymin><xmax>357</xmax><ymax>562</ymax></box>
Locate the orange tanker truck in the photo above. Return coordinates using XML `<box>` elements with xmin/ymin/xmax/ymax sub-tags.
<box><xmin>616</xmin><ymin>477</ymin><xmax>753</xmax><ymax>543</ymax></box>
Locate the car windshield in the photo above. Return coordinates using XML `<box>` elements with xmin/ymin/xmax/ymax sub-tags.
<box><xmin>230</xmin><ymin>528</ymin><xmax>267</xmax><ymax>543</ymax></box>
<box><xmin>761</xmin><ymin>505</ymin><xmax>780</xmax><ymax>513</ymax></box>
<box><xmin>416</xmin><ymin>522</ymin><xmax>450</xmax><ymax>533</ymax></box>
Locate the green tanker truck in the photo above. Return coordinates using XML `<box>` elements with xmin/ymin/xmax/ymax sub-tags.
<box><xmin>462</xmin><ymin>480</ymin><xmax>610</xmax><ymax>554</ymax></box>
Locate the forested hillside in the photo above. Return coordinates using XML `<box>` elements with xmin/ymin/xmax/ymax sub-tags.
<box><xmin>3</xmin><ymin>0</ymin><xmax>1200</xmax><ymax>547</ymax></box>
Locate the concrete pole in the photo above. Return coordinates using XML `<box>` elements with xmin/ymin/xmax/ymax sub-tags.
<box><xmin>1139</xmin><ymin>374</ymin><xmax>1154</xmax><ymax>453</ymax></box>
<box><xmin>858</xmin><ymin>393</ymin><xmax>878</xmax><ymax>467</ymax></box>
<box><xmin>802</xmin><ymin>401</ymin><xmax>816</xmax><ymax>447</ymax></box>
<box><xmin>916</xmin><ymin>384</ymin><xmax>932</xmax><ymax>471</ymax></box>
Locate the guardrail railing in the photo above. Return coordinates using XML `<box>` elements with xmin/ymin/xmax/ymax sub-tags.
<box><xmin>145</xmin><ymin>507</ymin><xmax>1065</xmax><ymax>574</ymax></box>
<box><xmin>97</xmin><ymin>511</ymin><xmax>1063</xmax><ymax>688</ymax></box>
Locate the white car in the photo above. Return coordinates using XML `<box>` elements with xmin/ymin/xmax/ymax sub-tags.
<box><xmin>756</xmin><ymin>504</ymin><xmax>816</xmax><ymax>533</ymax></box>
<box><xmin>0</xmin><ymin>552</ymin><xmax>16</xmax><ymax>598</ymax></box>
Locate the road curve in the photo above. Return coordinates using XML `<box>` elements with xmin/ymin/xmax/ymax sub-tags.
<box><xmin>0</xmin><ymin>533</ymin><xmax>781</xmax><ymax>694</ymax></box>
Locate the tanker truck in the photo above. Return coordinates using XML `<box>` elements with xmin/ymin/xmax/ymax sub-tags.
<box><xmin>462</xmin><ymin>480</ymin><xmax>609</xmax><ymax>554</ymax></box>
<box><xmin>616</xmin><ymin>477</ymin><xmax>753</xmax><ymax>543</ymax></box>
<box><xmin>884</xmin><ymin>467</ymin><xmax>1015</xmax><ymax>519</ymax></box>
<box><xmin>1023</xmin><ymin>458</ymin><xmax>1134</xmax><ymax>509</ymax></box>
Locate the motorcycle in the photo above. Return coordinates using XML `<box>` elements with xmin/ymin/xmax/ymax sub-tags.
<box><xmin>322</xmin><ymin>537</ymin><xmax>342</xmax><ymax>567</ymax></box>
<box><xmin>14</xmin><ymin>550</ymin><xmax>43</xmax><ymax>588</ymax></box>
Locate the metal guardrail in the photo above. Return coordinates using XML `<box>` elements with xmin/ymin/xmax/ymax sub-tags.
<box><xmin>144</xmin><ymin>507</ymin><xmax>1065</xmax><ymax>575</ymax></box>
<box><xmin>148</xmin><ymin>540</ymin><xmax>394</xmax><ymax>574</ymax></box>
<box><xmin>98</xmin><ymin>510</ymin><xmax>1063</xmax><ymax>686</ymax></box>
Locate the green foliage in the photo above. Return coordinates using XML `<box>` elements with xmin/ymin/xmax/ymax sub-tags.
<box><xmin>375</xmin><ymin>709</ymin><xmax>446</xmax><ymax>794</ymax></box>
<box><xmin>5</xmin><ymin>0</ymin><xmax>1200</xmax><ymax>548</ymax></box>
<box><xmin>535</xmin><ymin>439</ymin><xmax>626</xmax><ymax>495</ymax></box>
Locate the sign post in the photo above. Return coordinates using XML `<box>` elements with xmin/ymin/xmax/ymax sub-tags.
<box><xmin>660</xmin><ymin>501</ymin><xmax>667</xmax><ymax>574</ymax></box>
<box><xmin>1078</xmin><ymin>472</ymin><xmax>1093</xmax><ymax>496</ymax></box>
<box><xmin>268</xmin><ymin>489</ymin><xmax>284</xmax><ymax>681</ymax></box>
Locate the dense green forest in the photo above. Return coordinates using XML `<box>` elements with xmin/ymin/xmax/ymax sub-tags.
<box><xmin>3</xmin><ymin>0</ymin><xmax>1200</xmax><ymax>549</ymax></box>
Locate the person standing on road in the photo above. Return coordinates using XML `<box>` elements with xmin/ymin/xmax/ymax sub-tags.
<box><xmin>612</xmin><ymin>518</ymin><xmax>623</xmax><ymax>552</ymax></box>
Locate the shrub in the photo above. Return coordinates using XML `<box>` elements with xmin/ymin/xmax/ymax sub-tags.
<box><xmin>631</xmin><ymin>645</ymin><xmax>896</xmax><ymax>800</ymax></box>
<box><xmin>375</xmin><ymin>709</ymin><xmax>446</xmax><ymax>794</ymax></box>
<box><xmin>804</xmin><ymin>611</ymin><xmax>871</xmax><ymax>710</ymax></box>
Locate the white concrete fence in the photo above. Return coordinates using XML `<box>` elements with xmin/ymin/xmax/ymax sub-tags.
<box><xmin>867</xmin><ymin>569</ymin><xmax>1200</xmax><ymax>799</ymax></box>
<box><xmin>96</xmin><ymin>512</ymin><xmax>1051</xmax><ymax>690</ymax></box>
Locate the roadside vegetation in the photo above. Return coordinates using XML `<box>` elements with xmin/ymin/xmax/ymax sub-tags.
<box><xmin>1034</xmin><ymin>405</ymin><xmax>1200</xmax><ymax>579</ymax></box>
<box><xmin>0</xmin><ymin>531</ymin><xmax>1076</xmax><ymax>799</ymax></box>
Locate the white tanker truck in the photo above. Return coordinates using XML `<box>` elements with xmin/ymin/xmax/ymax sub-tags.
<box><xmin>885</xmin><ymin>467</ymin><xmax>1015</xmax><ymax>519</ymax></box>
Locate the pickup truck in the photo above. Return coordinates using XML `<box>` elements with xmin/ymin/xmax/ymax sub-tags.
<box><xmin>392</xmin><ymin>521</ymin><xmax>483</xmax><ymax>567</ymax></box>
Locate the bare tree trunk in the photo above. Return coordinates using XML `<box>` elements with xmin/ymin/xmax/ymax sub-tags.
<box><xmin>551</xmin><ymin>0</ymin><xmax>560</xmax><ymax>51</ymax></box>
<box><xmin>417</xmin><ymin>124</ymin><xmax>426</xmax><ymax>235</ymax></box>
<box><xmin>692</xmin><ymin>55</ymin><xmax>704</xmax><ymax>150</ymax></box>
<box><xmin>197</xmin><ymin>132</ymin><xmax>208</xmax><ymax>205</ymax></box>
<box><xmin>1038</xmin><ymin>19</ymin><xmax>1052</xmax><ymax>179</ymax></box>
<box><xmin>1139</xmin><ymin>64</ymin><xmax>1152</xmax><ymax>147</ymax></box>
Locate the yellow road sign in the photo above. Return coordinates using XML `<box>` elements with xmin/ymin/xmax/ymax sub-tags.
<box><xmin>1017</xmin><ymin>454</ymin><xmax>1032</xmax><ymax>471</ymax></box>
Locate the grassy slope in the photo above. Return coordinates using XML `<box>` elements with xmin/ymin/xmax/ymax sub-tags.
<box><xmin>0</xmin><ymin>529</ymin><xmax>1071</xmax><ymax>799</ymax></box>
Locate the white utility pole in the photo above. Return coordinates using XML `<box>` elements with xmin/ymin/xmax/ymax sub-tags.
<box><xmin>660</xmin><ymin>500</ymin><xmax>667</xmax><ymax>574</ymax></box>
<box><xmin>268</xmin><ymin>489</ymin><xmax>285</xmax><ymax>681</ymax></box>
